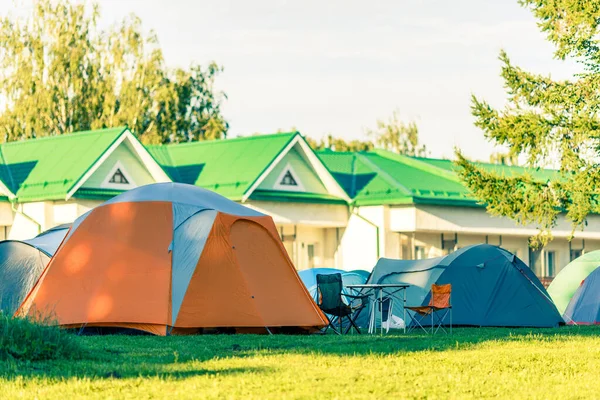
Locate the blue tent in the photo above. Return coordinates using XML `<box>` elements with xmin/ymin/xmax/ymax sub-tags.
<box><xmin>298</xmin><ymin>268</ymin><xmax>370</xmax><ymax>328</ymax></box>
<box><xmin>563</xmin><ymin>266</ymin><xmax>600</xmax><ymax>325</ymax></box>
<box><xmin>368</xmin><ymin>244</ymin><xmax>562</xmax><ymax>327</ymax></box>
<box><xmin>298</xmin><ymin>268</ymin><xmax>368</xmax><ymax>301</ymax></box>
<box><xmin>0</xmin><ymin>224</ymin><xmax>70</xmax><ymax>315</ymax></box>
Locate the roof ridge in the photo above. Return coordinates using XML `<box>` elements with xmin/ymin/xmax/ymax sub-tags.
<box><xmin>1</xmin><ymin>126</ymin><xmax>127</xmax><ymax>147</ymax></box>
<box><xmin>371</xmin><ymin>149</ymin><xmax>461</xmax><ymax>183</ymax></box>
<box><xmin>156</xmin><ymin>132</ymin><xmax>298</xmax><ymax>149</ymax></box>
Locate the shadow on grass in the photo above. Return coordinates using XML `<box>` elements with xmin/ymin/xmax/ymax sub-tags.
<box><xmin>2</xmin><ymin>325</ymin><xmax>600</xmax><ymax>381</ymax></box>
<box><xmin>219</xmin><ymin>325</ymin><xmax>600</xmax><ymax>357</ymax></box>
<box><xmin>2</xmin><ymin>360</ymin><xmax>272</xmax><ymax>381</ymax></box>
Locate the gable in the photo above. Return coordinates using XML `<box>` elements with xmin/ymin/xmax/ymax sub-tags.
<box><xmin>147</xmin><ymin>133</ymin><xmax>297</xmax><ymax>200</ymax></box>
<box><xmin>257</xmin><ymin>146</ymin><xmax>327</xmax><ymax>194</ymax></box>
<box><xmin>81</xmin><ymin>141</ymin><xmax>155</xmax><ymax>191</ymax></box>
<box><xmin>0</xmin><ymin>127</ymin><xmax>126</xmax><ymax>202</ymax></box>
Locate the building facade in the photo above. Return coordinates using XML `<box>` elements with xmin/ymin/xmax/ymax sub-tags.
<box><xmin>0</xmin><ymin>127</ymin><xmax>594</xmax><ymax>281</ymax></box>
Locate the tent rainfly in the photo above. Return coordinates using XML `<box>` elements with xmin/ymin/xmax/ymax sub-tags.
<box><xmin>0</xmin><ymin>224</ymin><xmax>70</xmax><ymax>315</ymax></box>
<box><xmin>18</xmin><ymin>183</ymin><xmax>327</xmax><ymax>335</ymax></box>
<box><xmin>563</xmin><ymin>266</ymin><xmax>600</xmax><ymax>325</ymax></box>
<box><xmin>298</xmin><ymin>268</ymin><xmax>369</xmax><ymax>300</ymax></box>
<box><xmin>367</xmin><ymin>244</ymin><xmax>563</xmax><ymax>328</ymax></box>
<box><xmin>298</xmin><ymin>267</ymin><xmax>370</xmax><ymax>328</ymax></box>
<box><xmin>547</xmin><ymin>250</ymin><xmax>600</xmax><ymax>315</ymax></box>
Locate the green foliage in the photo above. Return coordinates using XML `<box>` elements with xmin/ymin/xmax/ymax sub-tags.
<box><xmin>0</xmin><ymin>0</ymin><xmax>227</xmax><ymax>144</ymax></box>
<box><xmin>367</xmin><ymin>110</ymin><xmax>427</xmax><ymax>156</ymax></box>
<box><xmin>0</xmin><ymin>314</ymin><xmax>81</xmax><ymax>361</ymax></box>
<box><xmin>307</xmin><ymin>111</ymin><xmax>426</xmax><ymax>155</ymax></box>
<box><xmin>456</xmin><ymin>1</ymin><xmax>600</xmax><ymax>247</ymax></box>
<box><xmin>1</xmin><ymin>327</ymin><xmax>600</xmax><ymax>397</ymax></box>
<box><xmin>489</xmin><ymin>151</ymin><xmax>518</xmax><ymax>165</ymax></box>
<box><xmin>306</xmin><ymin>134</ymin><xmax>374</xmax><ymax>152</ymax></box>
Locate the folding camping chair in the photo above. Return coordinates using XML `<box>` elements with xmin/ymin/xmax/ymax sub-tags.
<box><xmin>316</xmin><ymin>273</ymin><xmax>368</xmax><ymax>335</ymax></box>
<box><xmin>406</xmin><ymin>283</ymin><xmax>452</xmax><ymax>334</ymax></box>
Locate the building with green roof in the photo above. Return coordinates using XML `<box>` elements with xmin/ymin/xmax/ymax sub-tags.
<box><xmin>0</xmin><ymin>127</ymin><xmax>596</xmax><ymax>278</ymax></box>
<box><xmin>317</xmin><ymin>148</ymin><xmax>598</xmax><ymax>278</ymax></box>
<box><xmin>0</xmin><ymin>127</ymin><xmax>170</xmax><ymax>239</ymax></box>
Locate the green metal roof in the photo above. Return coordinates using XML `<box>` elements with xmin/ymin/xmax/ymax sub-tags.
<box><xmin>317</xmin><ymin>149</ymin><xmax>557</xmax><ymax>207</ymax></box>
<box><xmin>0</xmin><ymin>127</ymin><xmax>126</xmax><ymax>202</ymax></box>
<box><xmin>0</xmin><ymin>127</ymin><xmax>561</xmax><ymax>209</ymax></box>
<box><xmin>73</xmin><ymin>188</ymin><xmax>127</xmax><ymax>200</ymax></box>
<box><xmin>248</xmin><ymin>189</ymin><xmax>347</xmax><ymax>204</ymax></box>
<box><xmin>148</xmin><ymin>132</ymin><xmax>300</xmax><ymax>201</ymax></box>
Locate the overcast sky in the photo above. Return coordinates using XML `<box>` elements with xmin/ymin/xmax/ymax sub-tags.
<box><xmin>2</xmin><ymin>0</ymin><xmax>582</xmax><ymax>160</ymax></box>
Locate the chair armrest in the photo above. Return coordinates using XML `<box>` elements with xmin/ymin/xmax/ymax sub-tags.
<box><xmin>343</xmin><ymin>293</ymin><xmax>370</xmax><ymax>309</ymax></box>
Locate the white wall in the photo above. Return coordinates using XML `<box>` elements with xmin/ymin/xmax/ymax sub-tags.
<box><xmin>247</xmin><ymin>200</ymin><xmax>348</xmax><ymax>227</ymax></box>
<box><xmin>276</xmin><ymin>223</ymin><xmax>334</xmax><ymax>270</ymax></box>
<box><xmin>8</xmin><ymin>202</ymin><xmax>52</xmax><ymax>239</ymax></box>
<box><xmin>337</xmin><ymin>203</ymin><xmax>600</xmax><ymax>275</ymax></box>
<box><xmin>7</xmin><ymin>199</ymin><xmax>104</xmax><ymax>240</ymax></box>
<box><xmin>338</xmin><ymin>209</ymin><xmax>381</xmax><ymax>271</ymax></box>
<box><xmin>390</xmin><ymin>204</ymin><xmax>600</xmax><ymax>240</ymax></box>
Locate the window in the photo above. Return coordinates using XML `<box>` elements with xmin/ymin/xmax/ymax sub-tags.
<box><xmin>108</xmin><ymin>168</ymin><xmax>129</xmax><ymax>184</ymax></box>
<box><xmin>441</xmin><ymin>233</ymin><xmax>457</xmax><ymax>255</ymax></box>
<box><xmin>570</xmin><ymin>249</ymin><xmax>583</xmax><ymax>261</ymax></box>
<box><xmin>307</xmin><ymin>244</ymin><xmax>315</xmax><ymax>269</ymax></box>
<box><xmin>0</xmin><ymin>226</ymin><xmax>8</xmax><ymax>240</ymax></box>
<box><xmin>529</xmin><ymin>248</ymin><xmax>543</xmax><ymax>277</ymax></box>
<box><xmin>442</xmin><ymin>239</ymin><xmax>457</xmax><ymax>254</ymax></box>
<box><xmin>545</xmin><ymin>251</ymin><xmax>556</xmax><ymax>277</ymax></box>
<box><xmin>415</xmin><ymin>246</ymin><xmax>426</xmax><ymax>260</ymax></box>
<box><xmin>280</xmin><ymin>170</ymin><xmax>297</xmax><ymax>186</ymax></box>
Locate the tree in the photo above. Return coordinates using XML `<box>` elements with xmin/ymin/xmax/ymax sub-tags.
<box><xmin>367</xmin><ymin>110</ymin><xmax>427</xmax><ymax>157</ymax></box>
<box><xmin>455</xmin><ymin>0</ymin><xmax>600</xmax><ymax>247</ymax></box>
<box><xmin>489</xmin><ymin>151</ymin><xmax>518</xmax><ymax>166</ymax></box>
<box><xmin>306</xmin><ymin>111</ymin><xmax>425</xmax><ymax>154</ymax></box>
<box><xmin>306</xmin><ymin>134</ymin><xmax>374</xmax><ymax>152</ymax></box>
<box><xmin>0</xmin><ymin>0</ymin><xmax>227</xmax><ymax>144</ymax></box>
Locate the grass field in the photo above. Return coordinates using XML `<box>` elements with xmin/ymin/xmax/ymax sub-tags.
<box><xmin>2</xmin><ymin>326</ymin><xmax>600</xmax><ymax>399</ymax></box>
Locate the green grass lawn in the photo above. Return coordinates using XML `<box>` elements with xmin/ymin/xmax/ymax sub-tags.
<box><xmin>2</xmin><ymin>326</ymin><xmax>600</xmax><ymax>399</ymax></box>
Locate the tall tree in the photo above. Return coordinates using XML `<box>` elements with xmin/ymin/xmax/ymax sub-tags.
<box><xmin>0</xmin><ymin>0</ymin><xmax>227</xmax><ymax>144</ymax></box>
<box><xmin>367</xmin><ymin>110</ymin><xmax>427</xmax><ymax>156</ymax></box>
<box><xmin>456</xmin><ymin>0</ymin><xmax>600</xmax><ymax>247</ymax></box>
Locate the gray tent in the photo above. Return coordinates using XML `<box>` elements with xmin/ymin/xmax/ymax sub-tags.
<box><xmin>0</xmin><ymin>224</ymin><xmax>70</xmax><ymax>315</ymax></box>
<box><xmin>368</xmin><ymin>244</ymin><xmax>562</xmax><ymax>327</ymax></box>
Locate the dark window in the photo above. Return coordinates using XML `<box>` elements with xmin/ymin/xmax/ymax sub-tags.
<box><xmin>570</xmin><ymin>249</ymin><xmax>583</xmax><ymax>261</ymax></box>
<box><xmin>280</xmin><ymin>170</ymin><xmax>297</xmax><ymax>186</ymax></box>
<box><xmin>442</xmin><ymin>239</ymin><xmax>457</xmax><ymax>254</ymax></box>
<box><xmin>414</xmin><ymin>246</ymin><xmax>426</xmax><ymax>260</ymax></box>
<box><xmin>529</xmin><ymin>248</ymin><xmax>543</xmax><ymax>276</ymax></box>
<box><xmin>109</xmin><ymin>169</ymin><xmax>129</xmax><ymax>184</ymax></box>
<box><xmin>545</xmin><ymin>251</ymin><xmax>556</xmax><ymax>277</ymax></box>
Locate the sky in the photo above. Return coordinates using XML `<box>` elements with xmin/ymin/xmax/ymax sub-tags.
<box><xmin>2</xmin><ymin>0</ymin><xmax>582</xmax><ymax>160</ymax></box>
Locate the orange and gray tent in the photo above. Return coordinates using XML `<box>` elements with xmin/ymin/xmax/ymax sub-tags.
<box><xmin>19</xmin><ymin>183</ymin><xmax>327</xmax><ymax>335</ymax></box>
<box><xmin>0</xmin><ymin>224</ymin><xmax>70</xmax><ymax>315</ymax></box>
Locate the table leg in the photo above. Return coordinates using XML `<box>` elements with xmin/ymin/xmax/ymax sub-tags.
<box><xmin>403</xmin><ymin>288</ymin><xmax>406</xmax><ymax>334</ymax></box>
<box><xmin>379</xmin><ymin>288</ymin><xmax>383</xmax><ymax>335</ymax></box>
<box><xmin>369</xmin><ymin>293</ymin><xmax>376</xmax><ymax>334</ymax></box>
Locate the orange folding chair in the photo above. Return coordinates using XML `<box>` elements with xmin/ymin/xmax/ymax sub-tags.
<box><xmin>406</xmin><ymin>284</ymin><xmax>452</xmax><ymax>334</ymax></box>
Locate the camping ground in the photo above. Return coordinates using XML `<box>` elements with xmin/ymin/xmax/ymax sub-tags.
<box><xmin>2</xmin><ymin>327</ymin><xmax>600</xmax><ymax>399</ymax></box>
